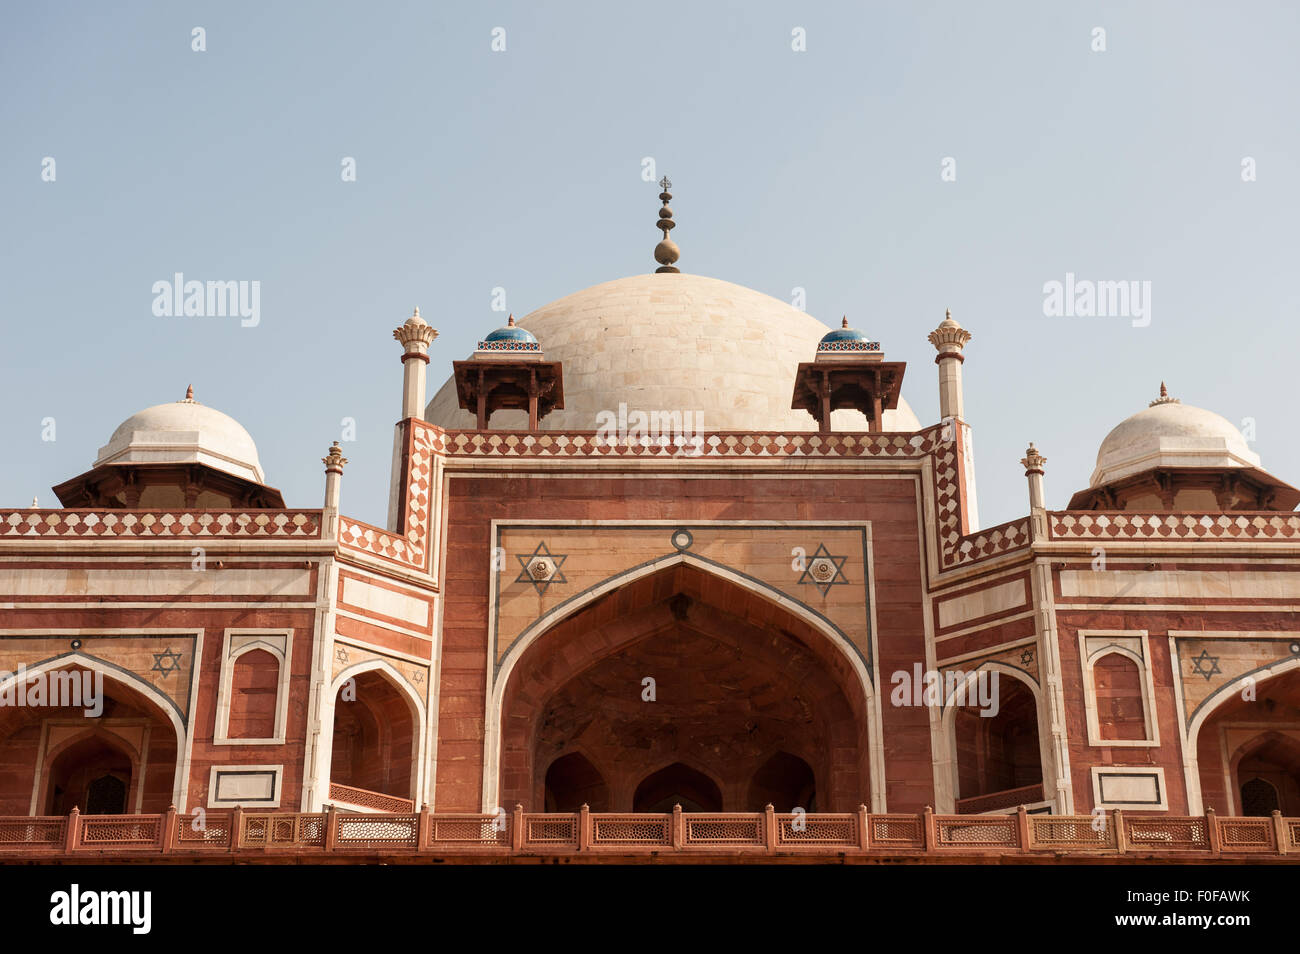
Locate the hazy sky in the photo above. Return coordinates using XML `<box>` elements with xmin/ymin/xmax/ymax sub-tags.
<box><xmin>2</xmin><ymin>1</ymin><xmax>1297</xmax><ymax>528</ymax></box>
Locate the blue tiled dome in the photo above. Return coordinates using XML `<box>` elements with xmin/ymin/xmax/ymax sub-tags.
<box><xmin>819</xmin><ymin>318</ymin><xmax>872</xmax><ymax>346</ymax></box>
<box><xmin>483</xmin><ymin>323</ymin><xmax>538</xmax><ymax>345</ymax></box>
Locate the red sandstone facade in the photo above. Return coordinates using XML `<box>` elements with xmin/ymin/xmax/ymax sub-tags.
<box><xmin>2</xmin><ymin>282</ymin><xmax>1298</xmax><ymax>862</ymax></box>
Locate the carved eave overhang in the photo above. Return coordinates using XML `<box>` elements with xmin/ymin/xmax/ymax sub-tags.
<box><xmin>51</xmin><ymin>461</ymin><xmax>286</xmax><ymax>509</ymax></box>
<box><xmin>1066</xmin><ymin>465</ymin><xmax>1300</xmax><ymax>513</ymax></box>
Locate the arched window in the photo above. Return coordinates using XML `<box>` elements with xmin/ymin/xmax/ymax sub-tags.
<box><xmin>215</xmin><ymin>631</ymin><xmax>292</xmax><ymax>744</ymax></box>
<box><xmin>228</xmin><ymin>649</ymin><xmax>279</xmax><ymax>739</ymax></box>
<box><xmin>85</xmin><ymin>774</ymin><xmax>128</xmax><ymax>815</ymax></box>
<box><xmin>1080</xmin><ymin>633</ymin><xmax>1158</xmax><ymax>747</ymax></box>
<box><xmin>1240</xmin><ymin>777</ymin><xmax>1280</xmax><ymax>817</ymax></box>
<box><xmin>1093</xmin><ymin>653</ymin><xmax>1146</xmax><ymax>741</ymax></box>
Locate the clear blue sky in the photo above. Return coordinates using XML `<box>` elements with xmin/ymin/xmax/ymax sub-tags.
<box><xmin>2</xmin><ymin>1</ymin><xmax>1297</xmax><ymax>528</ymax></box>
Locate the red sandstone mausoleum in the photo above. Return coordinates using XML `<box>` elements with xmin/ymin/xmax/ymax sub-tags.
<box><xmin>3</xmin><ymin>189</ymin><xmax>1299</xmax><ymax>862</ymax></box>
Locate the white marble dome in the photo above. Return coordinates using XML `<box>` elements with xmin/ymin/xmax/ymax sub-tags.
<box><xmin>425</xmin><ymin>273</ymin><xmax>923</xmax><ymax>433</ymax></box>
<box><xmin>1091</xmin><ymin>395</ymin><xmax>1258</xmax><ymax>488</ymax></box>
<box><xmin>96</xmin><ymin>392</ymin><xmax>266</xmax><ymax>485</ymax></box>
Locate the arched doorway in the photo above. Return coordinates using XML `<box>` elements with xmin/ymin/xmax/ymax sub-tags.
<box><xmin>497</xmin><ymin>562</ymin><xmax>872</xmax><ymax>813</ymax></box>
<box><xmin>46</xmin><ymin>733</ymin><xmax>134</xmax><ymax>815</ymax></box>
<box><xmin>951</xmin><ymin>671</ymin><xmax>1045</xmax><ymax>813</ymax></box>
<box><xmin>1192</xmin><ymin>667</ymin><xmax>1300</xmax><ymax>814</ymax></box>
<box><xmin>1231</xmin><ymin>733</ymin><xmax>1300</xmax><ymax>816</ymax></box>
<box><xmin>747</xmin><ymin>751</ymin><xmax>817</xmax><ymax>812</ymax></box>
<box><xmin>543</xmin><ymin>752</ymin><xmax>609</xmax><ymax>811</ymax></box>
<box><xmin>0</xmin><ymin>662</ymin><xmax>184</xmax><ymax>815</ymax></box>
<box><xmin>633</xmin><ymin>763</ymin><xmax>723</xmax><ymax>813</ymax></box>
<box><xmin>329</xmin><ymin>667</ymin><xmax>419</xmax><ymax>803</ymax></box>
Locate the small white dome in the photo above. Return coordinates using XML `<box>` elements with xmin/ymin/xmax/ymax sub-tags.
<box><xmin>426</xmin><ymin>273</ymin><xmax>923</xmax><ymax>433</ymax></box>
<box><xmin>1091</xmin><ymin>395</ymin><xmax>1257</xmax><ymax>488</ymax></box>
<box><xmin>96</xmin><ymin>391</ymin><xmax>266</xmax><ymax>485</ymax></box>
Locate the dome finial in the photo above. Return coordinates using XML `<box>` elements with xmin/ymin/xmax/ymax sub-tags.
<box><xmin>507</xmin><ymin>314</ymin><xmax>515</xmax><ymax>327</ymax></box>
<box><xmin>653</xmin><ymin>176</ymin><xmax>680</xmax><ymax>274</ymax></box>
<box><xmin>842</xmin><ymin>316</ymin><xmax>849</xmax><ymax>329</ymax></box>
<box><xmin>1149</xmin><ymin>381</ymin><xmax>1179</xmax><ymax>407</ymax></box>
<box><xmin>184</xmin><ymin>384</ymin><xmax>193</xmax><ymax>401</ymax></box>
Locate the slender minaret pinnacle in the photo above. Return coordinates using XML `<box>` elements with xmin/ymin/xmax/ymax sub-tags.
<box><xmin>321</xmin><ymin>440</ymin><xmax>348</xmax><ymax>539</ymax></box>
<box><xmin>927</xmin><ymin>307</ymin><xmax>972</xmax><ymax>421</ymax></box>
<box><xmin>393</xmin><ymin>306</ymin><xmax>439</xmax><ymax>419</ymax></box>
<box><xmin>1021</xmin><ymin>442</ymin><xmax>1047</xmax><ymax>510</ymax></box>
<box><xmin>653</xmin><ymin>176</ymin><xmax>680</xmax><ymax>274</ymax></box>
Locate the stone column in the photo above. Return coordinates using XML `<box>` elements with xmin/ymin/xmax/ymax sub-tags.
<box><xmin>388</xmin><ymin>308</ymin><xmax>437</xmax><ymax>529</ymax></box>
<box><xmin>1018</xmin><ymin>443</ymin><xmax>1074</xmax><ymax>813</ymax></box>
<box><xmin>1021</xmin><ymin>442</ymin><xmax>1049</xmax><ymax>544</ymax></box>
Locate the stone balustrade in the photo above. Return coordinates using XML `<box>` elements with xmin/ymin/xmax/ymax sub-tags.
<box><xmin>0</xmin><ymin>805</ymin><xmax>1292</xmax><ymax>861</ymax></box>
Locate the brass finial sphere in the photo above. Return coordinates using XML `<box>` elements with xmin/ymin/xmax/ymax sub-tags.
<box><xmin>654</xmin><ymin>176</ymin><xmax>680</xmax><ymax>273</ymax></box>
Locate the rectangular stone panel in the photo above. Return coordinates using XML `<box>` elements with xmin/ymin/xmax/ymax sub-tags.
<box><xmin>937</xmin><ymin>578</ymin><xmax>1027</xmax><ymax>629</ymax></box>
<box><xmin>0</xmin><ymin>567</ymin><xmax>312</xmax><ymax>598</ymax></box>
<box><xmin>341</xmin><ymin>576</ymin><xmax>430</xmax><ymax>628</ymax></box>
<box><xmin>1060</xmin><ymin>569</ymin><xmax>1300</xmax><ymax>601</ymax></box>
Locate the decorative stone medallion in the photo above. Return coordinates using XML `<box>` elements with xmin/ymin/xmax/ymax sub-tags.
<box><xmin>515</xmin><ymin>542</ymin><xmax>568</xmax><ymax>595</ymax></box>
<box><xmin>796</xmin><ymin>543</ymin><xmax>849</xmax><ymax>596</ymax></box>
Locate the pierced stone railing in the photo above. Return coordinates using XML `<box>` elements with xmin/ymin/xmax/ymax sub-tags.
<box><xmin>328</xmin><ymin>781</ymin><xmax>415</xmax><ymax>814</ymax></box>
<box><xmin>954</xmin><ymin>783</ymin><xmax>1045</xmax><ymax>815</ymax></box>
<box><xmin>240</xmin><ymin>811</ymin><xmax>327</xmax><ymax>848</ymax></box>
<box><xmin>1</xmin><ymin>805</ymin><xmax>1294</xmax><ymax>859</ymax></box>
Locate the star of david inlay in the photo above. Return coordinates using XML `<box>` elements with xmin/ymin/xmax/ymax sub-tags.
<box><xmin>151</xmin><ymin>648</ymin><xmax>184</xmax><ymax>678</ymax></box>
<box><xmin>1190</xmin><ymin>649</ymin><xmax>1222</xmax><ymax>681</ymax></box>
<box><xmin>1020</xmin><ymin>648</ymin><xmax>1035</xmax><ymax>666</ymax></box>
<box><xmin>515</xmin><ymin>542</ymin><xmax>568</xmax><ymax>595</ymax></box>
<box><xmin>796</xmin><ymin>543</ymin><xmax>849</xmax><ymax>596</ymax></box>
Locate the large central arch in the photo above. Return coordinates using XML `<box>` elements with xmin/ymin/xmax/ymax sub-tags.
<box><xmin>486</xmin><ymin>557</ymin><xmax>882</xmax><ymax>812</ymax></box>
